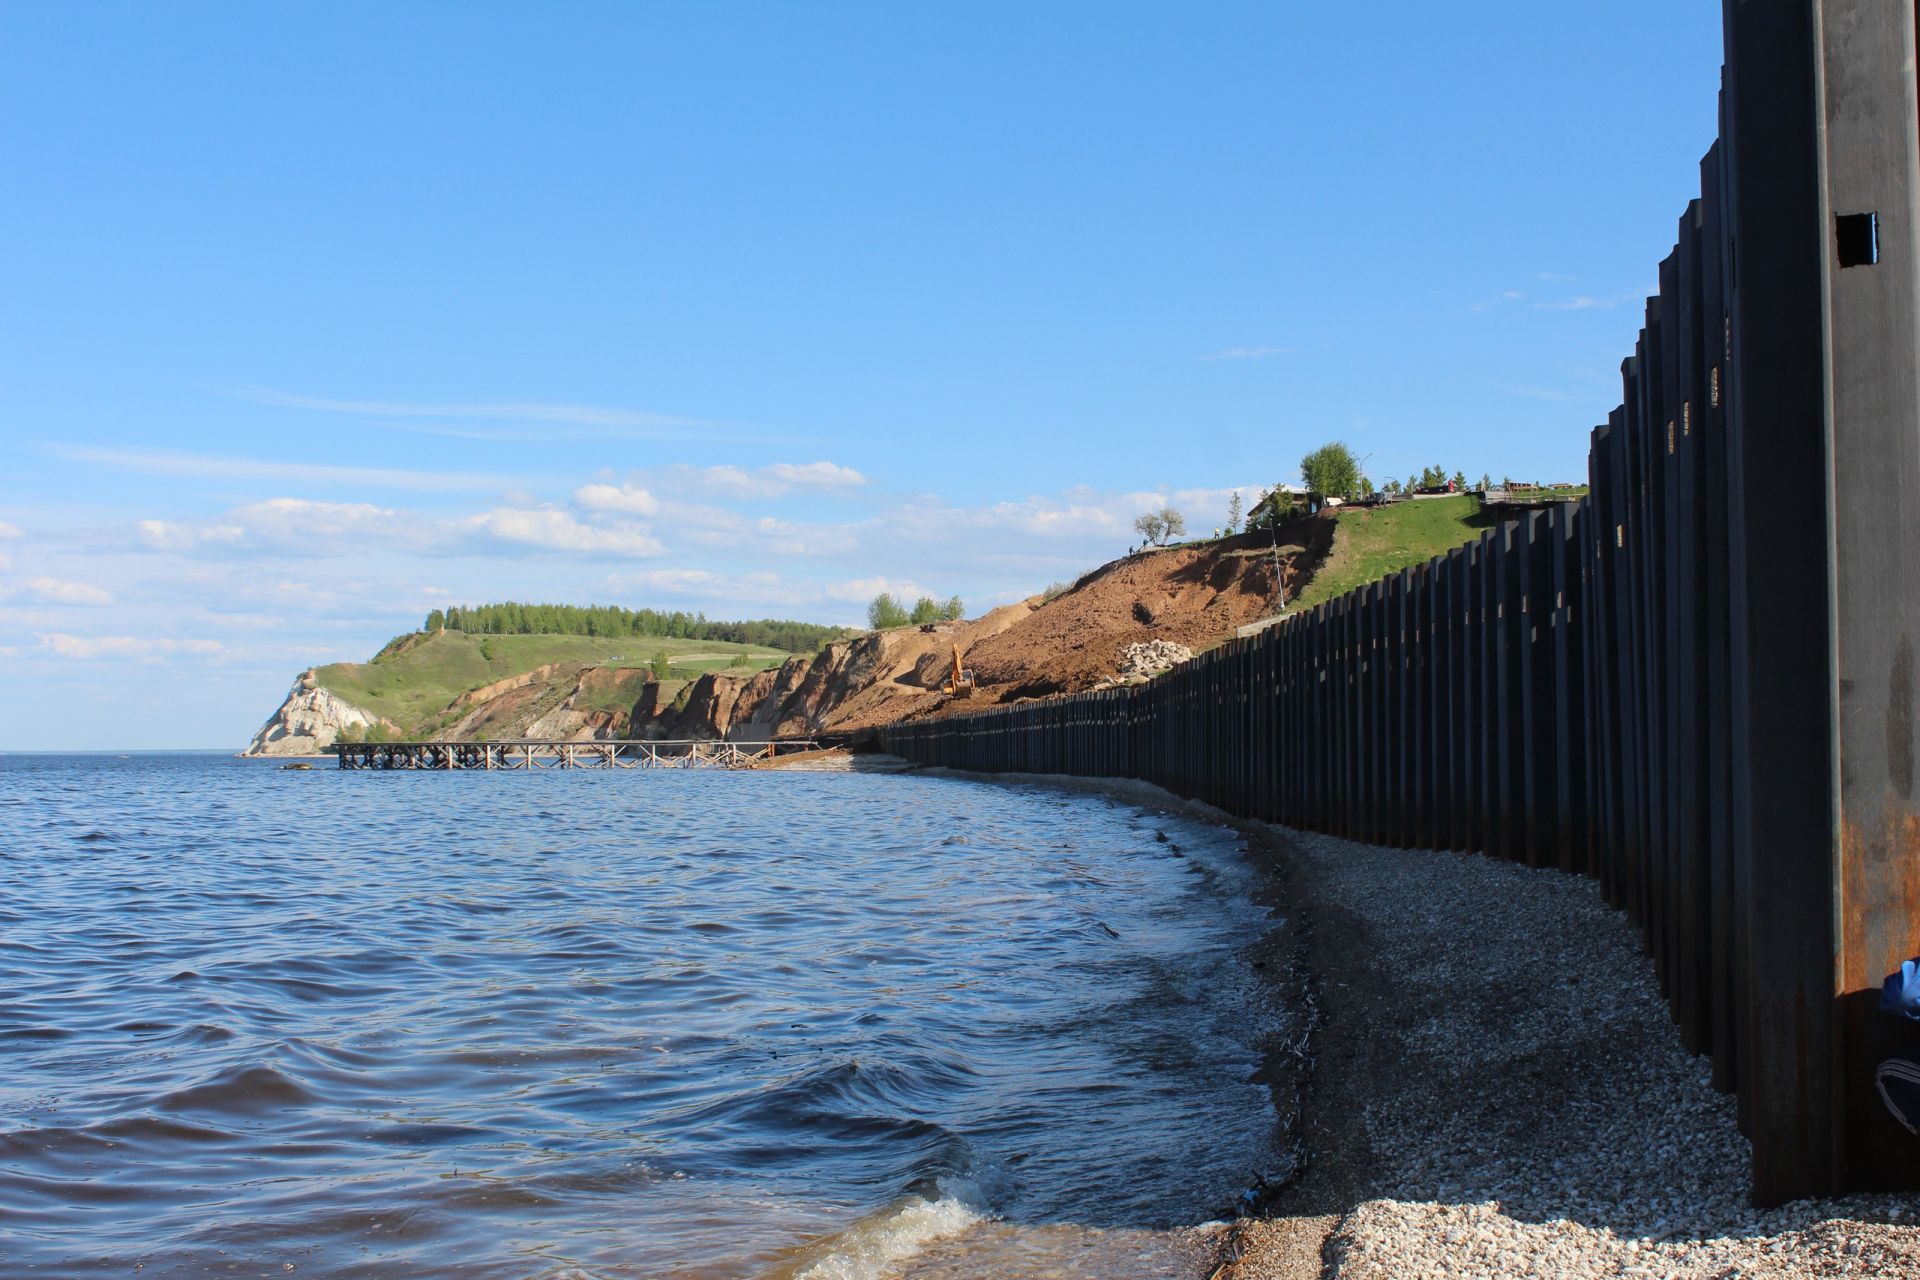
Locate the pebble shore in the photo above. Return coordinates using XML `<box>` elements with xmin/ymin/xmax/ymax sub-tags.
<box><xmin>1226</xmin><ymin>826</ymin><xmax>1920</xmax><ymax>1279</ymax></box>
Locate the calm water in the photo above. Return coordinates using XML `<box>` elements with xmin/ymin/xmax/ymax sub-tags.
<box><xmin>0</xmin><ymin>754</ymin><xmax>1286</xmax><ymax>1279</ymax></box>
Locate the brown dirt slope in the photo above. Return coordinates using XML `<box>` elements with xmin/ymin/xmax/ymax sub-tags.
<box><xmin>741</xmin><ymin>515</ymin><xmax>1334</xmax><ymax>737</ymax></box>
<box><xmin>960</xmin><ymin>524</ymin><xmax>1329</xmax><ymax>703</ymax></box>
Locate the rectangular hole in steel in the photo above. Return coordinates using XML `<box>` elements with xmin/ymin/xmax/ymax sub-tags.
<box><xmin>1837</xmin><ymin>212</ymin><xmax>1879</xmax><ymax>267</ymax></box>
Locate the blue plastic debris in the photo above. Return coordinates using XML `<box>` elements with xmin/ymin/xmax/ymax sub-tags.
<box><xmin>1881</xmin><ymin>958</ymin><xmax>1920</xmax><ymax>1021</ymax></box>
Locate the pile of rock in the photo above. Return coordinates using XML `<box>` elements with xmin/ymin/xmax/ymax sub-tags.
<box><xmin>1118</xmin><ymin>639</ymin><xmax>1194</xmax><ymax>678</ymax></box>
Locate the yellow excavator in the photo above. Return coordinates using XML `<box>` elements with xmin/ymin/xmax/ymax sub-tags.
<box><xmin>943</xmin><ymin>644</ymin><xmax>976</xmax><ymax>697</ymax></box>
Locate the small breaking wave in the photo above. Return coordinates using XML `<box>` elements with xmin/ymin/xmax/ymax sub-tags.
<box><xmin>769</xmin><ymin>1189</ymin><xmax>983</xmax><ymax>1280</ymax></box>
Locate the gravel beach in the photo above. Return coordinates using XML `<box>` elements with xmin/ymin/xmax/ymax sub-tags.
<box><xmin>1222</xmin><ymin>824</ymin><xmax>1920</xmax><ymax>1280</ymax></box>
<box><xmin>924</xmin><ymin>767</ymin><xmax>1920</xmax><ymax>1278</ymax></box>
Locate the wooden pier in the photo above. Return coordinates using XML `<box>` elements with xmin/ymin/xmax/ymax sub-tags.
<box><xmin>334</xmin><ymin>739</ymin><xmax>822</xmax><ymax>771</ymax></box>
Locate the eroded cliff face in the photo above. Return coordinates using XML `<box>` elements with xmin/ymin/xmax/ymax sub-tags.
<box><xmin>244</xmin><ymin>672</ymin><xmax>387</xmax><ymax>756</ymax></box>
<box><xmin>245</xmin><ymin>531</ymin><xmax>1321</xmax><ymax>752</ymax></box>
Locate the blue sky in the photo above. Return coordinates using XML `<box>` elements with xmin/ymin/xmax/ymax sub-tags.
<box><xmin>0</xmin><ymin>1</ymin><xmax>1724</xmax><ymax>750</ymax></box>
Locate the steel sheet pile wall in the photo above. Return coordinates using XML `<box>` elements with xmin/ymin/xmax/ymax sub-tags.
<box><xmin>885</xmin><ymin>3</ymin><xmax>1920</xmax><ymax>1202</ymax></box>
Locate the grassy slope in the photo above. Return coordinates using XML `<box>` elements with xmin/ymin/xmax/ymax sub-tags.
<box><xmin>1290</xmin><ymin>496</ymin><xmax>1499</xmax><ymax>611</ymax></box>
<box><xmin>313</xmin><ymin>631</ymin><xmax>784</xmax><ymax>729</ymax></box>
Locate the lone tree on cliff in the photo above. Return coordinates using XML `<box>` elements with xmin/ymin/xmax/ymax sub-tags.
<box><xmin>1301</xmin><ymin>441</ymin><xmax>1363</xmax><ymax>501</ymax></box>
<box><xmin>1133</xmin><ymin>505</ymin><xmax>1185</xmax><ymax>547</ymax></box>
<box><xmin>1226</xmin><ymin>491</ymin><xmax>1244</xmax><ymax>534</ymax></box>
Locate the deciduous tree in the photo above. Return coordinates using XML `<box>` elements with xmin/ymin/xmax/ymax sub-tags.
<box><xmin>867</xmin><ymin>593</ymin><xmax>910</xmax><ymax>630</ymax></box>
<box><xmin>1301</xmin><ymin>441</ymin><xmax>1362</xmax><ymax>500</ymax></box>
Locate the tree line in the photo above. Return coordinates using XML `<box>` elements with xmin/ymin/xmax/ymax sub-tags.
<box><xmin>425</xmin><ymin>603</ymin><xmax>849</xmax><ymax>652</ymax></box>
<box><xmin>867</xmin><ymin>593</ymin><xmax>965</xmax><ymax>629</ymax></box>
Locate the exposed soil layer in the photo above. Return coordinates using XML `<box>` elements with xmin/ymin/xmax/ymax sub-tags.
<box><xmin>956</xmin><ymin>523</ymin><xmax>1329</xmax><ymax>703</ymax></box>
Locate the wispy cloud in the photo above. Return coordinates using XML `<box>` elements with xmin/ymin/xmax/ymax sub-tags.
<box><xmin>57</xmin><ymin>447</ymin><xmax>510</xmax><ymax>493</ymax></box>
<box><xmin>228</xmin><ymin>387</ymin><xmax>728</xmax><ymax>439</ymax></box>
<box><xmin>1533</xmin><ymin>295</ymin><xmax>1619</xmax><ymax>312</ymax></box>
<box><xmin>0</xmin><ymin>521</ymin><xmax>21</xmax><ymax>539</ymax></box>
<box><xmin>1200</xmin><ymin>346</ymin><xmax>1294</xmax><ymax>361</ymax></box>
<box><xmin>132</xmin><ymin>497</ymin><xmax>664</xmax><ymax>560</ymax></box>
<box><xmin>653</xmin><ymin>461</ymin><xmax>870</xmax><ymax>501</ymax></box>
<box><xmin>36</xmin><ymin>633</ymin><xmax>224</xmax><ymax>660</ymax></box>
<box><xmin>763</xmin><ymin>461</ymin><xmax>868</xmax><ymax>490</ymax></box>
<box><xmin>10</xmin><ymin>577</ymin><xmax>114</xmax><ymax>606</ymax></box>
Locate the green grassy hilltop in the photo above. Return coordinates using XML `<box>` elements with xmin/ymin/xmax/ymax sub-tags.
<box><xmin>1290</xmin><ymin>496</ymin><xmax>1498</xmax><ymax>611</ymax></box>
<box><xmin>313</xmin><ymin>630</ymin><xmax>787</xmax><ymax>732</ymax></box>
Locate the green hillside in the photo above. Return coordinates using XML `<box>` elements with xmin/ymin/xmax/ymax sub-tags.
<box><xmin>1291</xmin><ymin>496</ymin><xmax>1498</xmax><ymax>611</ymax></box>
<box><xmin>313</xmin><ymin>630</ymin><xmax>785</xmax><ymax>730</ymax></box>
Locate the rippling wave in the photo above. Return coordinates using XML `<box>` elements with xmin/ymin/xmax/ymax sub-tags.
<box><xmin>0</xmin><ymin>754</ymin><xmax>1285</xmax><ymax>1277</ymax></box>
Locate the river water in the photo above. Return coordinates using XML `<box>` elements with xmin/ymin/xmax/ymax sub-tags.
<box><xmin>0</xmin><ymin>754</ymin><xmax>1287</xmax><ymax>1279</ymax></box>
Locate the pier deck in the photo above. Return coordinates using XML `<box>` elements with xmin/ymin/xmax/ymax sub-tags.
<box><xmin>334</xmin><ymin>739</ymin><xmax>822</xmax><ymax>771</ymax></box>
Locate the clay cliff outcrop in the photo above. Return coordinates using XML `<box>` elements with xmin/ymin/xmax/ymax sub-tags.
<box><xmin>246</xmin><ymin>672</ymin><xmax>391</xmax><ymax>756</ymax></box>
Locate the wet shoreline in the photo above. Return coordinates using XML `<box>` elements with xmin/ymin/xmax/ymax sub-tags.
<box><xmin>917</xmin><ymin>765</ymin><xmax>1920</xmax><ymax>1279</ymax></box>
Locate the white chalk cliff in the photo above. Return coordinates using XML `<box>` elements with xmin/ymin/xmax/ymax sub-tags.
<box><xmin>244</xmin><ymin>672</ymin><xmax>382</xmax><ymax>756</ymax></box>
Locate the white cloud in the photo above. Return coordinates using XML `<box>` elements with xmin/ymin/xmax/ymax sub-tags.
<box><xmin>1201</xmin><ymin>346</ymin><xmax>1294</xmax><ymax>361</ymax></box>
<box><xmin>58</xmin><ymin>447</ymin><xmax>509</xmax><ymax>493</ymax></box>
<box><xmin>36</xmin><ymin>633</ymin><xmax>224</xmax><ymax>660</ymax></box>
<box><xmin>138</xmin><ymin>499</ymin><xmax>409</xmax><ymax>553</ymax></box>
<box><xmin>651</xmin><ymin>461</ymin><xmax>871</xmax><ymax>501</ymax></box>
<box><xmin>763</xmin><ymin>461</ymin><xmax>867</xmax><ymax>490</ymax></box>
<box><xmin>692</xmin><ymin>465</ymin><xmax>776</xmax><ymax>499</ymax></box>
<box><xmin>136</xmin><ymin>518</ymin><xmax>249</xmax><ymax>552</ymax></box>
<box><xmin>0</xmin><ymin>521</ymin><xmax>21</xmax><ymax>539</ymax></box>
<box><xmin>16</xmin><ymin>577</ymin><xmax>114</xmax><ymax>606</ymax></box>
<box><xmin>465</xmin><ymin>508</ymin><xmax>664</xmax><ymax>557</ymax></box>
<box><xmin>131</xmin><ymin>498</ymin><xmax>665</xmax><ymax>560</ymax></box>
<box><xmin>573</xmin><ymin>482</ymin><xmax>661</xmax><ymax>516</ymax></box>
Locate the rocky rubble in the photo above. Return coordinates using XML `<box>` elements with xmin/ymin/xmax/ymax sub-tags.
<box><xmin>1118</xmin><ymin>639</ymin><xmax>1194</xmax><ymax>676</ymax></box>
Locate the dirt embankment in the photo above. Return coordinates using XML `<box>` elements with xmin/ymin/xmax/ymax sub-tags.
<box><xmin>958</xmin><ymin>525</ymin><xmax>1329</xmax><ymax>704</ymax></box>
<box><xmin>705</xmin><ymin>517</ymin><xmax>1334</xmax><ymax>738</ymax></box>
